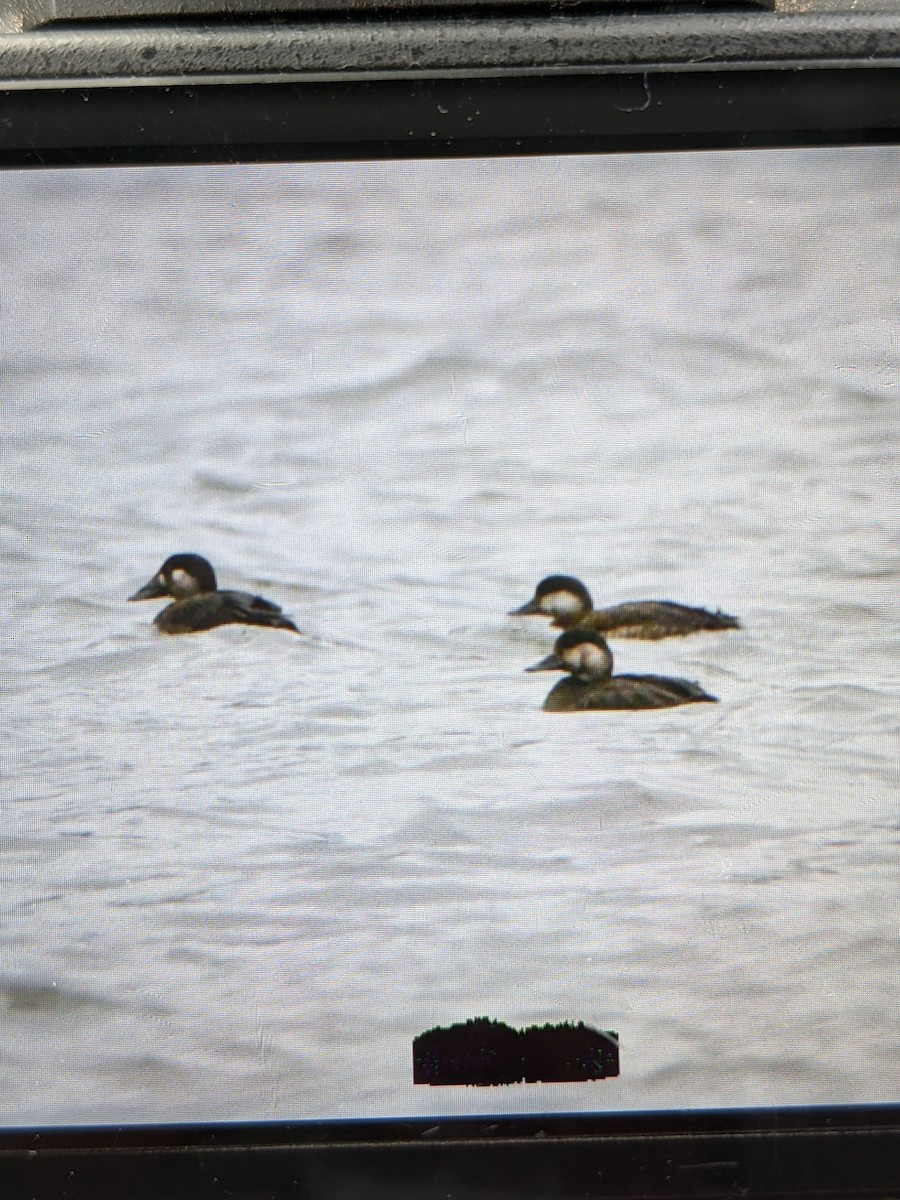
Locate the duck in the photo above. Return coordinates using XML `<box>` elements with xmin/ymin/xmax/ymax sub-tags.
<box><xmin>510</xmin><ymin>575</ymin><xmax>739</xmax><ymax>639</ymax></box>
<box><xmin>525</xmin><ymin>628</ymin><xmax>717</xmax><ymax>711</ymax></box>
<box><xmin>129</xmin><ymin>554</ymin><xmax>299</xmax><ymax>635</ymax></box>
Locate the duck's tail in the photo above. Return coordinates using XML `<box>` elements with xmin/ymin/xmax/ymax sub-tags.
<box><xmin>703</xmin><ymin>608</ymin><xmax>741</xmax><ymax>631</ymax></box>
<box><xmin>269</xmin><ymin>614</ymin><xmax>301</xmax><ymax>634</ymax></box>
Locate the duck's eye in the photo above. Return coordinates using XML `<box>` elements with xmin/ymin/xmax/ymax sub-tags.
<box><xmin>543</xmin><ymin>590</ymin><xmax>582</xmax><ymax>616</ymax></box>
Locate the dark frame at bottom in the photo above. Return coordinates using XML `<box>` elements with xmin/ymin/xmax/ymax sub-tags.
<box><xmin>1</xmin><ymin>1106</ymin><xmax>898</xmax><ymax>1199</ymax></box>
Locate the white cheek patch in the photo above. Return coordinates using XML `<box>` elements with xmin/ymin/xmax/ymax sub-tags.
<box><xmin>561</xmin><ymin>647</ymin><xmax>585</xmax><ymax>672</ymax></box>
<box><xmin>564</xmin><ymin>644</ymin><xmax>609</xmax><ymax>677</ymax></box>
<box><xmin>543</xmin><ymin>590</ymin><xmax>583</xmax><ymax>617</ymax></box>
<box><xmin>582</xmin><ymin>645</ymin><xmax>607</xmax><ymax>674</ymax></box>
<box><xmin>170</xmin><ymin>568</ymin><xmax>200</xmax><ymax>595</ymax></box>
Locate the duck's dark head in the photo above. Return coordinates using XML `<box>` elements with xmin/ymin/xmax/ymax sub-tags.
<box><xmin>526</xmin><ymin>628</ymin><xmax>613</xmax><ymax>682</ymax></box>
<box><xmin>129</xmin><ymin>554</ymin><xmax>218</xmax><ymax>601</ymax></box>
<box><xmin>509</xmin><ymin>575</ymin><xmax>593</xmax><ymax>627</ymax></box>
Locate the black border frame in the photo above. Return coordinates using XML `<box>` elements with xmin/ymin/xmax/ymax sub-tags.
<box><xmin>1</xmin><ymin>15</ymin><xmax>898</xmax><ymax>1198</ymax></box>
<box><xmin>1</xmin><ymin>66</ymin><xmax>899</xmax><ymax>166</ymax></box>
<box><xmin>1</xmin><ymin>1106</ymin><xmax>899</xmax><ymax>1198</ymax></box>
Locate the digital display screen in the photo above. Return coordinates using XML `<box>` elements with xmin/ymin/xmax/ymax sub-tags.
<box><xmin>3</xmin><ymin>148</ymin><xmax>897</xmax><ymax>1124</ymax></box>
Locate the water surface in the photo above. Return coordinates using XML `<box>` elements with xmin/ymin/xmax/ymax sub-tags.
<box><xmin>1</xmin><ymin>148</ymin><xmax>897</xmax><ymax>1123</ymax></box>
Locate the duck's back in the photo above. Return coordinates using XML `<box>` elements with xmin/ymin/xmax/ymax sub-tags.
<box><xmin>580</xmin><ymin>600</ymin><xmax>739</xmax><ymax>639</ymax></box>
<box><xmin>542</xmin><ymin>673</ymin><xmax>717</xmax><ymax>711</ymax></box>
<box><xmin>154</xmin><ymin>592</ymin><xmax>299</xmax><ymax>634</ymax></box>
<box><xmin>219</xmin><ymin>589</ymin><xmax>299</xmax><ymax>631</ymax></box>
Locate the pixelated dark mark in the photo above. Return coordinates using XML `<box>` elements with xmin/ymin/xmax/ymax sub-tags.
<box><xmin>413</xmin><ymin>1018</ymin><xmax>619</xmax><ymax>1086</ymax></box>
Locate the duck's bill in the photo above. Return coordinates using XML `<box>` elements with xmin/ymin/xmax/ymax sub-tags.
<box><xmin>525</xmin><ymin>653</ymin><xmax>563</xmax><ymax>673</ymax></box>
<box><xmin>129</xmin><ymin>575</ymin><xmax>166</xmax><ymax>601</ymax></box>
<box><xmin>509</xmin><ymin>598</ymin><xmax>541</xmax><ymax>616</ymax></box>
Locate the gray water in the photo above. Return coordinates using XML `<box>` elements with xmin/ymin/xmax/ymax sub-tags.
<box><xmin>1</xmin><ymin>149</ymin><xmax>897</xmax><ymax>1125</ymax></box>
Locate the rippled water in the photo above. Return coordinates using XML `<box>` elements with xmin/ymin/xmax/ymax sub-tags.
<box><xmin>1</xmin><ymin>149</ymin><xmax>897</xmax><ymax>1124</ymax></box>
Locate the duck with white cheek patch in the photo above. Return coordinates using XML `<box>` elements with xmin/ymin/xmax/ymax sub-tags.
<box><xmin>526</xmin><ymin>629</ymin><xmax>717</xmax><ymax>711</ymax></box>
<box><xmin>510</xmin><ymin>575</ymin><xmax>740</xmax><ymax>639</ymax></box>
<box><xmin>129</xmin><ymin>554</ymin><xmax>300</xmax><ymax>635</ymax></box>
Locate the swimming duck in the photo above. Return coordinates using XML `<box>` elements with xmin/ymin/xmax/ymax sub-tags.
<box><xmin>526</xmin><ymin>629</ymin><xmax>717</xmax><ymax>711</ymax></box>
<box><xmin>129</xmin><ymin>554</ymin><xmax>299</xmax><ymax>635</ymax></box>
<box><xmin>510</xmin><ymin>575</ymin><xmax>739</xmax><ymax>639</ymax></box>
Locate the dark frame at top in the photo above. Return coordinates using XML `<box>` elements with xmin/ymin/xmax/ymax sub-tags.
<box><xmin>0</xmin><ymin>65</ymin><xmax>898</xmax><ymax>166</ymax></box>
<box><xmin>0</xmin><ymin>5</ymin><xmax>899</xmax><ymax>165</ymax></box>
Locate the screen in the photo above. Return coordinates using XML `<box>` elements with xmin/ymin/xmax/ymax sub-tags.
<box><xmin>3</xmin><ymin>147</ymin><xmax>897</xmax><ymax>1125</ymax></box>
